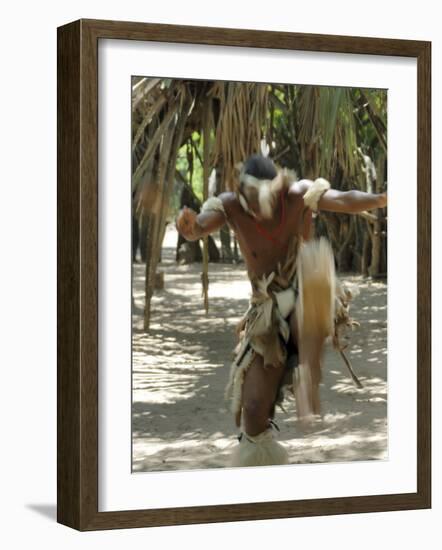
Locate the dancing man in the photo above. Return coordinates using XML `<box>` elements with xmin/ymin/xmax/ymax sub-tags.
<box><xmin>176</xmin><ymin>155</ymin><xmax>387</xmax><ymax>467</ymax></box>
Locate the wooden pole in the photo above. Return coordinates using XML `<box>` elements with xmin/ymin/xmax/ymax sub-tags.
<box><xmin>368</xmin><ymin>154</ymin><xmax>384</xmax><ymax>278</ymax></box>
<box><xmin>143</xmin><ymin>97</ymin><xmax>191</xmax><ymax>331</ymax></box>
<box><xmin>202</xmin><ymin>99</ymin><xmax>211</xmax><ymax>314</ymax></box>
<box><xmin>144</xmin><ymin>120</ymin><xmax>176</xmax><ymax>331</ymax></box>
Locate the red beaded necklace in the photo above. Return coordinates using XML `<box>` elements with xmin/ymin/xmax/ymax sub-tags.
<box><xmin>253</xmin><ymin>191</ymin><xmax>286</xmax><ymax>245</ymax></box>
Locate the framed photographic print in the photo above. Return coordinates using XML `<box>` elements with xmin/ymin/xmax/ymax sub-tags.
<box><xmin>57</xmin><ymin>19</ymin><xmax>431</xmax><ymax>530</ymax></box>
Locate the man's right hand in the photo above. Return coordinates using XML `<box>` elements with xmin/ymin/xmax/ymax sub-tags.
<box><xmin>176</xmin><ymin>206</ymin><xmax>200</xmax><ymax>241</ymax></box>
<box><xmin>378</xmin><ymin>192</ymin><xmax>387</xmax><ymax>209</ymax></box>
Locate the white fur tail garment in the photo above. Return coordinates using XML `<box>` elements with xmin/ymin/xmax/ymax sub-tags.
<box><xmin>297</xmin><ymin>237</ymin><xmax>336</xmax><ymax>340</ymax></box>
<box><xmin>295</xmin><ymin>237</ymin><xmax>336</xmax><ymax>418</ymax></box>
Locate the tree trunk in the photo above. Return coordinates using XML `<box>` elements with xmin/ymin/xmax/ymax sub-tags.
<box><xmin>201</xmin><ymin>99</ymin><xmax>213</xmax><ymax>313</ymax></box>
<box><xmin>144</xmin><ymin>123</ymin><xmax>176</xmax><ymax>331</ymax></box>
<box><xmin>337</xmin><ymin>215</ymin><xmax>355</xmax><ymax>271</ymax></box>
<box><xmin>208</xmin><ymin>236</ymin><xmax>220</xmax><ymax>262</ymax></box>
<box><xmin>233</xmin><ymin>236</ymin><xmax>240</xmax><ymax>263</ymax></box>
<box><xmin>220</xmin><ymin>225</ymin><xmax>233</xmax><ymax>262</ymax></box>
<box><xmin>361</xmin><ymin>228</ymin><xmax>370</xmax><ymax>276</ymax></box>
<box><xmin>368</xmin><ymin>155</ymin><xmax>385</xmax><ymax>277</ymax></box>
<box><xmin>132</xmin><ymin>213</ymin><xmax>140</xmax><ymax>262</ymax></box>
<box><xmin>143</xmin><ymin>213</ymin><xmax>157</xmax><ymax>330</ymax></box>
<box><xmin>139</xmin><ymin>212</ymin><xmax>150</xmax><ymax>263</ymax></box>
<box><xmin>369</xmin><ymin>220</ymin><xmax>381</xmax><ymax>277</ymax></box>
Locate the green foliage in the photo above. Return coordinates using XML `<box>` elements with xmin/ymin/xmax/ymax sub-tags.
<box><xmin>269</xmin><ymin>83</ymin><xmax>387</xmax><ymax>190</ymax></box>
<box><xmin>176</xmin><ymin>139</ymin><xmax>204</xmax><ymax>201</ymax></box>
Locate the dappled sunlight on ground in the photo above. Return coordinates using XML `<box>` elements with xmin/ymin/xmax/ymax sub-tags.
<box><xmin>132</xmin><ymin>226</ymin><xmax>387</xmax><ymax>472</ymax></box>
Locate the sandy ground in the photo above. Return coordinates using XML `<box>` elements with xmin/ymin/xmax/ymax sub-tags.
<box><xmin>132</xmin><ymin>226</ymin><xmax>387</xmax><ymax>472</ymax></box>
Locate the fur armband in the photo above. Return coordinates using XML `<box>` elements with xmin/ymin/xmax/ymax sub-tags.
<box><xmin>303</xmin><ymin>178</ymin><xmax>331</xmax><ymax>212</ymax></box>
<box><xmin>201</xmin><ymin>196</ymin><xmax>226</xmax><ymax>216</ymax></box>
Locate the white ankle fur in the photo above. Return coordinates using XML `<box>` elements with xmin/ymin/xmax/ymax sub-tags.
<box><xmin>230</xmin><ymin>428</ymin><xmax>289</xmax><ymax>467</ymax></box>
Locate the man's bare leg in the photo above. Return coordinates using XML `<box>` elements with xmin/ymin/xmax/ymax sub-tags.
<box><xmin>242</xmin><ymin>353</ymin><xmax>286</xmax><ymax>436</ymax></box>
<box><xmin>230</xmin><ymin>354</ymin><xmax>289</xmax><ymax>467</ymax></box>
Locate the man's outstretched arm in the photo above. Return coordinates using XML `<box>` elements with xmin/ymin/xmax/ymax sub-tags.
<box><xmin>319</xmin><ymin>188</ymin><xmax>387</xmax><ymax>213</ymax></box>
<box><xmin>297</xmin><ymin>179</ymin><xmax>387</xmax><ymax>214</ymax></box>
<box><xmin>176</xmin><ymin>205</ymin><xmax>226</xmax><ymax>241</ymax></box>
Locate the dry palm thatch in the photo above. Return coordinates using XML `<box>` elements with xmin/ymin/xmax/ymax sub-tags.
<box><xmin>132</xmin><ymin>78</ymin><xmax>387</xmax><ymax>331</ymax></box>
<box><xmin>209</xmin><ymin>81</ymin><xmax>269</xmax><ymax>190</ymax></box>
<box><xmin>295</xmin><ymin>86</ymin><xmax>360</xmax><ymax>181</ymax></box>
<box><xmin>290</xmin><ymin>85</ymin><xmax>387</xmax><ymax>274</ymax></box>
<box><xmin>132</xmin><ymin>78</ymin><xmax>269</xmax><ymax>330</ymax></box>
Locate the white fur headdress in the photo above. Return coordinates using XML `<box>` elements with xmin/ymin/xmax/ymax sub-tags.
<box><xmin>238</xmin><ymin>167</ymin><xmax>297</xmax><ymax>219</ymax></box>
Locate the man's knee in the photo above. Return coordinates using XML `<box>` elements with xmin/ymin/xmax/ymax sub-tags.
<box><xmin>243</xmin><ymin>397</ymin><xmax>265</xmax><ymax>420</ymax></box>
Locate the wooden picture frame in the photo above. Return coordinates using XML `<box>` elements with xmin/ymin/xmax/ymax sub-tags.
<box><xmin>57</xmin><ymin>18</ymin><xmax>431</xmax><ymax>531</ymax></box>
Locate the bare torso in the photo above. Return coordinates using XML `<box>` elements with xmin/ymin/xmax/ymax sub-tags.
<box><xmin>222</xmin><ymin>183</ymin><xmax>312</xmax><ymax>277</ymax></box>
